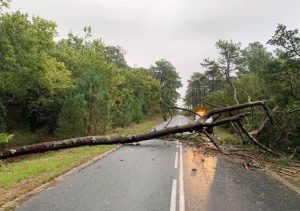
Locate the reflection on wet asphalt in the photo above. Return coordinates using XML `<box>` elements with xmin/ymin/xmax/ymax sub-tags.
<box><xmin>183</xmin><ymin>146</ymin><xmax>300</xmax><ymax>211</ymax></box>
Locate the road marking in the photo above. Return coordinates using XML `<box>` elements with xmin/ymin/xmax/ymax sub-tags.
<box><xmin>174</xmin><ymin>151</ymin><xmax>178</xmax><ymax>168</ymax></box>
<box><xmin>179</xmin><ymin>142</ymin><xmax>185</xmax><ymax>211</ymax></box>
<box><xmin>170</xmin><ymin>179</ymin><xmax>177</xmax><ymax>211</ymax></box>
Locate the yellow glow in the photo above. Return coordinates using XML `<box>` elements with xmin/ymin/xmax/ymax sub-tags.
<box><xmin>195</xmin><ymin>107</ymin><xmax>207</xmax><ymax>117</ymax></box>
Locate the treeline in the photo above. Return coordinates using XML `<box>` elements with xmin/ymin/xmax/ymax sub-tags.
<box><xmin>0</xmin><ymin>9</ymin><xmax>181</xmax><ymax>143</ymax></box>
<box><xmin>185</xmin><ymin>25</ymin><xmax>300</xmax><ymax>156</ymax></box>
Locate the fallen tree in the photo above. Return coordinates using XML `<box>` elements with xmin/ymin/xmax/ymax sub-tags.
<box><xmin>0</xmin><ymin>101</ymin><xmax>280</xmax><ymax>159</ymax></box>
<box><xmin>0</xmin><ymin>114</ymin><xmax>248</xmax><ymax>159</ymax></box>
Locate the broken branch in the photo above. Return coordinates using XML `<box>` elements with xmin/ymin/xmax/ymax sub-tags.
<box><xmin>236</xmin><ymin>120</ymin><xmax>280</xmax><ymax>156</ymax></box>
<box><xmin>0</xmin><ymin>113</ymin><xmax>249</xmax><ymax>159</ymax></box>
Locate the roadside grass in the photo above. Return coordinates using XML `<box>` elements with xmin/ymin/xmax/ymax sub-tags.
<box><xmin>0</xmin><ymin>145</ymin><xmax>115</xmax><ymax>207</ymax></box>
<box><xmin>168</xmin><ymin>126</ymin><xmax>240</xmax><ymax>144</ymax></box>
<box><xmin>214</xmin><ymin>126</ymin><xmax>240</xmax><ymax>145</ymax></box>
<box><xmin>266</xmin><ymin>156</ymin><xmax>292</xmax><ymax>167</ymax></box>
<box><xmin>0</xmin><ymin>116</ymin><xmax>163</xmax><ymax>208</ymax></box>
<box><xmin>108</xmin><ymin>116</ymin><xmax>163</xmax><ymax>136</ymax></box>
<box><xmin>287</xmin><ymin>178</ymin><xmax>300</xmax><ymax>189</ymax></box>
<box><xmin>4</xmin><ymin>131</ymin><xmax>56</xmax><ymax>148</ymax></box>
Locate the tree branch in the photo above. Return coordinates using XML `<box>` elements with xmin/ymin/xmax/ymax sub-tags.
<box><xmin>236</xmin><ymin>120</ymin><xmax>280</xmax><ymax>156</ymax></box>
<box><xmin>0</xmin><ymin>113</ymin><xmax>250</xmax><ymax>159</ymax></box>
<box><xmin>204</xmin><ymin>101</ymin><xmax>266</xmax><ymax>118</ymax></box>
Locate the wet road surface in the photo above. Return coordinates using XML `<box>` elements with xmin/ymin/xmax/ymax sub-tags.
<box><xmin>183</xmin><ymin>150</ymin><xmax>300</xmax><ymax>211</ymax></box>
<box><xmin>18</xmin><ymin>115</ymin><xmax>300</xmax><ymax>211</ymax></box>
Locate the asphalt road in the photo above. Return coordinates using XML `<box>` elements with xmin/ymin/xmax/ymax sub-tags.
<box><xmin>18</xmin><ymin>115</ymin><xmax>300</xmax><ymax>211</ymax></box>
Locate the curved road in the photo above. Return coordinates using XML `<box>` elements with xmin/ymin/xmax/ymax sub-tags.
<box><xmin>18</xmin><ymin>115</ymin><xmax>300</xmax><ymax>211</ymax></box>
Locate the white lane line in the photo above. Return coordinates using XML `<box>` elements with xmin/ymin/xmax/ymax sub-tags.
<box><xmin>170</xmin><ymin>179</ymin><xmax>177</xmax><ymax>211</ymax></box>
<box><xmin>174</xmin><ymin>151</ymin><xmax>178</xmax><ymax>168</ymax></box>
<box><xmin>176</xmin><ymin>140</ymin><xmax>179</xmax><ymax>148</ymax></box>
<box><xmin>179</xmin><ymin>142</ymin><xmax>185</xmax><ymax>211</ymax></box>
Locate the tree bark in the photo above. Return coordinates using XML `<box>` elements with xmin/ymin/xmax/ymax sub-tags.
<box><xmin>250</xmin><ymin>106</ymin><xmax>278</xmax><ymax>136</ymax></box>
<box><xmin>204</xmin><ymin>101</ymin><xmax>267</xmax><ymax>119</ymax></box>
<box><xmin>0</xmin><ymin>114</ymin><xmax>248</xmax><ymax>159</ymax></box>
<box><xmin>236</xmin><ymin>120</ymin><xmax>280</xmax><ymax>156</ymax></box>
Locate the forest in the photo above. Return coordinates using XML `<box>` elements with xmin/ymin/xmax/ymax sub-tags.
<box><xmin>184</xmin><ymin>25</ymin><xmax>300</xmax><ymax>158</ymax></box>
<box><xmin>0</xmin><ymin>2</ymin><xmax>182</xmax><ymax>148</ymax></box>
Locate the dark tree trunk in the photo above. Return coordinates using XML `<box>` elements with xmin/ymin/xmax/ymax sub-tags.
<box><xmin>0</xmin><ymin>114</ymin><xmax>246</xmax><ymax>159</ymax></box>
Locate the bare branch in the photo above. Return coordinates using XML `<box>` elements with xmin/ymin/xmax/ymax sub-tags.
<box><xmin>202</xmin><ymin>129</ymin><xmax>221</xmax><ymax>151</ymax></box>
<box><xmin>205</xmin><ymin>101</ymin><xmax>266</xmax><ymax>119</ymax></box>
<box><xmin>250</xmin><ymin>106</ymin><xmax>278</xmax><ymax>136</ymax></box>
<box><xmin>236</xmin><ymin>120</ymin><xmax>280</xmax><ymax>156</ymax></box>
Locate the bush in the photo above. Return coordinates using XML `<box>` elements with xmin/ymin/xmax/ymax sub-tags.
<box><xmin>0</xmin><ymin>133</ymin><xmax>14</xmax><ymax>148</ymax></box>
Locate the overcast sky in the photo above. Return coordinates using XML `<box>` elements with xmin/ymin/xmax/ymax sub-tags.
<box><xmin>10</xmin><ymin>0</ymin><xmax>300</xmax><ymax>105</ymax></box>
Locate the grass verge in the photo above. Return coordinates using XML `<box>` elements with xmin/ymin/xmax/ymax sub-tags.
<box><xmin>0</xmin><ymin>116</ymin><xmax>163</xmax><ymax>208</ymax></box>
<box><xmin>0</xmin><ymin>145</ymin><xmax>115</xmax><ymax>207</ymax></box>
<box><xmin>214</xmin><ymin>126</ymin><xmax>240</xmax><ymax>145</ymax></box>
<box><xmin>108</xmin><ymin>116</ymin><xmax>163</xmax><ymax>136</ymax></box>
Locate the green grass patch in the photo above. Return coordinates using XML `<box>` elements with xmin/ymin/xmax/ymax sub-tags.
<box><xmin>5</xmin><ymin>131</ymin><xmax>56</xmax><ymax>148</ymax></box>
<box><xmin>108</xmin><ymin>116</ymin><xmax>163</xmax><ymax>136</ymax></box>
<box><xmin>214</xmin><ymin>126</ymin><xmax>240</xmax><ymax>145</ymax></box>
<box><xmin>266</xmin><ymin>156</ymin><xmax>292</xmax><ymax>167</ymax></box>
<box><xmin>0</xmin><ymin>145</ymin><xmax>114</xmax><ymax>188</ymax></box>
<box><xmin>287</xmin><ymin>178</ymin><xmax>300</xmax><ymax>189</ymax></box>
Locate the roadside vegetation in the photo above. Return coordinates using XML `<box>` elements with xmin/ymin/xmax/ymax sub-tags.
<box><xmin>184</xmin><ymin>25</ymin><xmax>300</xmax><ymax>160</ymax></box>
<box><xmin>0</xmin><ymin>1</ymin><xmax>181</xmax><ymax>149</ymax></box>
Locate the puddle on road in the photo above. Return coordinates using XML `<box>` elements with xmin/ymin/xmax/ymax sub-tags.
<box><xmin>184</xmin><ymin>148</ymin><xmax>218</xmax><ymax>211</ymax></box>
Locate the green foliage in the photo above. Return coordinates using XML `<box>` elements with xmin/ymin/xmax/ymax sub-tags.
<box><xmin>149</xmin><ymin>59</ymin><xmax>182</xmax><ymax>119</ymax></box>
<box><xmin>57</xmin><ymin>71</ymin><xmax>111</xmax><ymax>137</ymax></box>
<box><xmin>0</xmin><ymin>133</ymin><xmax>13</xmax><ymax>148</ymax></box>
<box><xmin>238</xmin><ymin>42</ymin><xmax>272</xmax><ymax>75</ymax></box>
<box><xmin>186</xmin><ymin>25</ymin><xmax>300</xmax><ymax>156</ymax></box>
<box><xmin>0</xmin><ymin>9</ymin><xmax>163</xmax><ymax>145</ymax></box>
<box><xmin>0</xmin><ymin>12</ymin><xmax>73</xmax><ymax>132</ymax></box>
<box><xmin>56</xmin><ymin>94</ymin><xmax>87</xmax><ymax>139</ymax></box>
<box><xmin>105</xmin><ymin>45</ymin><xmax>128</xmax><ymax>68</ymax></box>
<box><xmin>0</xmin><ymin>0</ymin><xmax>10</xmax><ymax>12</ymax></box>
<box><xmin>184</xmin><ymin>72</ymin><xmax>224</xmax><ymax>109</ymax></box>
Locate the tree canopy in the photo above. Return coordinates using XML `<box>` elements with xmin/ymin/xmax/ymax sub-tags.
<box><xmin>0</xmin><ymin>10</ymin><xmax>181</xmax><ymax>144</ymax></box>
<box><xmin>149</xmin><ymin>59</ymin><xmax>182</xmax><ymax>119</ymax></box>
<box><xmin>185</xmin><ymin>24</ymin><xmax>300</xmax><ymax>157</ymax></box>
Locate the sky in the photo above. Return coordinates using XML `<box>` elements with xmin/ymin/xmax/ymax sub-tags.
<box><xmin>10</xmin><ymin>0</ymin><xmax>300</xmax><ymax>105</ymax></box>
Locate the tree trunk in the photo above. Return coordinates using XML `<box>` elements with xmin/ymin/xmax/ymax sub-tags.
<box><xmin>0</xmin><ymin>114</ymin><xmax>247</xmax><ymax>159</ymax></box>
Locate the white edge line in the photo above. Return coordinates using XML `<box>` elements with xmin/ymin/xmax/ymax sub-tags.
<box><xmin>174</xmin><ymin>151</ymin><xmax>179</xmax><ymax>168</ymax></box>
<box><xmin>170</xmin><ymin>179</ymin><xmax>177</xmax><ymax>211</ymax></box>
<box><xmin>179</xmin><ymin>142</ymin><xmax>185</xmax><ymax>211</ymax></box>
